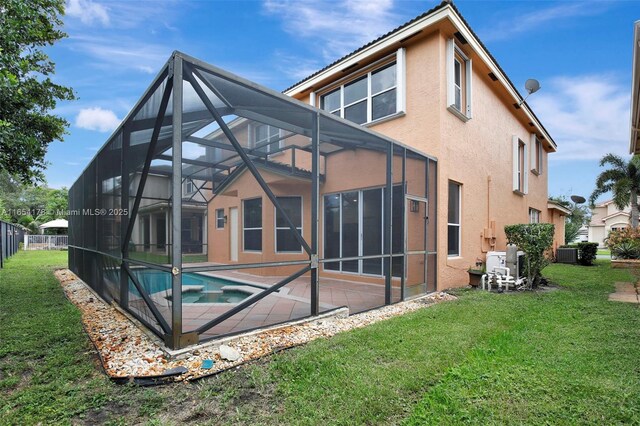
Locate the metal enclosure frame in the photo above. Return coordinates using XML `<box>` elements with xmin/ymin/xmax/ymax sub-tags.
<box><xmin>68</xmin><ymin>52</ymin><xmax>438</xmax><ymax>349</ymax></box>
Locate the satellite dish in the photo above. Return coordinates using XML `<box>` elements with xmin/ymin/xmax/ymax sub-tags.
<box><xmin>518</xmin><ymin>79</ymin><xmax>541</xmax><ymax>106</ymax></box>
<box><xmin>525</xmin><ymin>79</ymin><xmax>540</xmax><ymax>95</ymax></box>
<box><xmin>571</xmin><ymin>195</ymin><xmax>586</xmax><ymax>204</ymax></box>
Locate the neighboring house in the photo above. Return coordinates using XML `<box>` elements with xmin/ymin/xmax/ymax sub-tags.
<box><xmin>587</xmin><ymin>200</ymin><xmax>632</xmax><ymax>247</ymax></box>
<box><xmin>207</xmin><ymin>1</ymin><xmax>566</xmax><ymax>289</ymax></box>
<box><xmin>573</xmin><ymin>225</ymin><xmax>589</xmax><ymax>243</ymax></box>
<box><xmin>131</xmin><ymin>174</ymin><xmax>208</xmax><ymax>257</ymax></box>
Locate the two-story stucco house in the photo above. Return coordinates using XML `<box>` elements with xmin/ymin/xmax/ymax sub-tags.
<box><xmin>69</xmin><ymin>1</ymin><xmax>569</xmax><ymax>347</ymax></box>
<box><xmin>587</xmin><ymin>200</ymin><xmax>632</xmax><ymax>247</ymax></box>
<box><xmin>207</xmin><ymin>1</ymin><xmax>565</xmax><ymax>291</ymax></box>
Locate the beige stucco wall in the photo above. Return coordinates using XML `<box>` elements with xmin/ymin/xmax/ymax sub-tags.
<box><xmin>212</xmin><ymin>24</ymin><xmax>555</xmax><ymax>291</ymax></box>
<box><xmin>295</xmin><ymin>28</ymin><xmax>552</xmax><ymax>289</ymax></box>
<box><xmin>207</xmin><ymin>149</ymin><xmax>427</xmax><ymax>289</ymax></box>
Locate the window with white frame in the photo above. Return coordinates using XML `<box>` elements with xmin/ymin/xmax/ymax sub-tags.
<box><xmin>184</xmin><ymin>179</ymin><xmax>196</xmax><ymax>195</ymax></box>
<box><xmin>448</xmin><ymin>181</ymin><xmax>461</xmax><ymax>257</ymax></box>
<box><xmin>529</xmin><ymin>208</ymin><xmax>541</xmax><ymax>224</ymax></box>
<box><xmin>275</xmin><ymin>196</ymin><xmax>303</xmax><ymax>253</ymax></box>
<box><xmin>447</xmin><ymin>39</ymin><xmax>472</xmax><ymax>121</ymax></box>
<box><xmin>253</xmin><ymin>123</ymin><xmax>282</xmax><ymax>154</ymax></box>
<box><xmin>243</xmin><ymin>198</ymin><xmax>262</xmax><ymax>251</ymax></box>
<box><xmin>530</xmin><ymin>134</ymin><xmax>543</xmax><ymax>175</ymax></box>
<box><xmin>512</xmin><ymin>136</ymin><xmax>528</xmax><ymax>194</ymax></box>
<box><xmin>320</xmin><ymin>49</ymin><xmax>405</xmax><ymax>125</ymax></box>
<box><xmin>215</xmin><ymin>208</ymin><xmax>225</xmax><ymax>229</ymax></box>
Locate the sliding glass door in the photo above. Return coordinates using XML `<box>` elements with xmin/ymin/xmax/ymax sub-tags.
<box><xmin>323</xmin><ymin>186</ymin><xmax>401</xmax><ymax>276</ymax></box>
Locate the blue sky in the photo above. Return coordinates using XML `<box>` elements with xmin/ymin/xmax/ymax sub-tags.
<box><xmin>45</xmin><ymin>0</ymin><xmax>639</xmax><ymax>203</ymax></box>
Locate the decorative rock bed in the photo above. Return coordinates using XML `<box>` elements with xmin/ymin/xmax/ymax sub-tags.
<box><xmin>54</xmin><ymin>269</ymin><xmax>456</xmax><ymax>383</ymax></box>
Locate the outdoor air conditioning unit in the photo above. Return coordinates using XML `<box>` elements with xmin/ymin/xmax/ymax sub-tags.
<box><xmin>556</xmin><ymin>247</ymin><xmax>578</xmax><ymax>264</ymax></box>
<box><xmin>486</xmin><ymin>250</ymin><xmax>525</xmax><ymax>279</ymax></box>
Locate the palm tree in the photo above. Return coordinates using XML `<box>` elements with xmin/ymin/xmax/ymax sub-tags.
<box><xmin>590</xmin><ymin>154</ymin><xmax>640</xmax><ymax>228</ymax></box>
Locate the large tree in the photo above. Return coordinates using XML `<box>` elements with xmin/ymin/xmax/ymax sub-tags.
<box><xmin>0</xmin><ymin>170</ymin><xmax>68</xmax><ymax>231</ymax></box>
<box><xmin>549</xmin><ymin>195</ymin><xmax>591</xmax><ymax>243</ymax></box>
<box><xmin>589</xmin><ymin>154</ymin><xmax>640</xmax><ymax>228</ymax></box>
<box><xmin>0</xmin><ymin>0</ymin><xmax>75</xmax><ymax>184</ymax></box>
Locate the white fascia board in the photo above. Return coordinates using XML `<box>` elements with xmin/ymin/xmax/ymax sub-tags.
<box><xmin>547</xmin><ymin>202</ymin><xmax>571</xmax><ymax>215</ymax></box>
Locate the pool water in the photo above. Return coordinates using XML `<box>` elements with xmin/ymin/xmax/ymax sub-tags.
<box><xmin>131</xmin><ymin>270</ymin><xmax>256</xmax><ymax>303</ymax></box>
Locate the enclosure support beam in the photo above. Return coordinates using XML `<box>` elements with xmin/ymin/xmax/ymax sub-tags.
<box><xmin>195</xmin><ymin>266</ymin><xmax>311</xmax><ymax>335</ymax></box>
<box><xmin>120</xmin><ymin>123</ymin><xmax>131</xmax><ymax>307</ymax></box>
<box><xmin>384</xmin><ymin>143</ymin><xmax>393</xmax><ymax>305</ymax></box>
<box><xmin>400</xmin><ymin>148</ymin><xmax>407</xmax><ymax>301</ymax></box>
<box><xmin>310</xmin><ymin>112</ymin><xmax>320</xmax><ymax>316</ymax></box>
<box><xmin>122</xmin><ymin>79</ymin><xmax>173</xmax><ymax>253</ymax></box>
<box><xmin>185</xmin><ymin>69</ymin><xmax>312</xmax><ymax>255</ymax></box>
<box><xmin>170</xmin><ymin>55</ymin><xmax>184</xmax><ymax>349</ymax></box>
<box><xmin>122</xmin><ymin>263</ymin><xmax>171</xmax><ymax>334</ymax></box>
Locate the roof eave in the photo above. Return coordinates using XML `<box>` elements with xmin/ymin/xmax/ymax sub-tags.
<box><xmin>283</xmin><ymin>4</ymin><xmax>556</xmax><ymax>150</ymax></box>
<box><xmin>547</xmin><ymin>201</ymin><xmax>571</xmax><ymax>215</ymax></box>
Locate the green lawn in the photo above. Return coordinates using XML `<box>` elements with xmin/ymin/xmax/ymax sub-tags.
<box><xmin>1</xmin><ymin>251</ymin><xmax>639</xmax><ymax>425</ymax></box>
<box><xmin>597</xmin><ymin>249</ymin><xmax>611</xmax><ymax>256</ymax></box>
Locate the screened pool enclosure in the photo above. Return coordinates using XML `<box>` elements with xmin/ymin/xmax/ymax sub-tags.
<box><xmin>69</xmin><ymin>52</ymin><xmax>437</xmax><ymax>349</ymax></box>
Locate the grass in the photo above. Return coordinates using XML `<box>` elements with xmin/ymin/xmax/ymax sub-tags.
<box><xmin>1</xmin><ymin>251</ymin><xmax>639</xmax><ymax>424</ymax></box>
<box><xmin>597</xmin><ymin>248</ymin><xmax>611</xmax><ymax>256</ymax></box>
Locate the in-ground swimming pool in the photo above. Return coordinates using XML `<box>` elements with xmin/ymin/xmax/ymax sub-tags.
<box><xmin>130</xmin><ymin>270</ymin><xmax>259</xmax><ymax>303</ymax></box>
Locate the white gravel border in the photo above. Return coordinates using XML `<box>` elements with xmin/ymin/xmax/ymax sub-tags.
<box><xmin>55</xmin><ymin>269</ymin><xmax>456</xmax><ymax>381</ymax></box>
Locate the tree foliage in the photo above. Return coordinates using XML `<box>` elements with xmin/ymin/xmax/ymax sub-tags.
<box><xmin>0</xmin><ymin>171</ymin><xmax>67</xmax><ymax>232</ymax></box>
<box><xmin>0</xmin><ymin>0</ymin><xmax>75</xmax><ymax>184</ymax></box>
<box><xmin>549</xmin><ymin>195</ymin><xmax>591</xmax><ymax>243</ymax></box>
<box><xmin>505</xmin><ymin>223</ymin><xmax>555</xmax><ymax>289</ymax></box>
<box><xmin>589</xmin><ymin>154</ymin><xmax>640</xmax><ymax>228</ymax></box>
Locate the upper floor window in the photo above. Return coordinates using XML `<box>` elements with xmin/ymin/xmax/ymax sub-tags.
<box><xmin>512</xmin><ymin>136</ymin><xmax>528</xmax><ymax>195</ymax></box>
<box><xmin>253</xmin><ymin>123</ymin><xmax>282</xmax><ymax>154</ymax></box>
<box><xmin>447</xmin><ymin>39</ymin><xmax>472</xmax><ymax>121</ymax></box>
<box><xmin>530</xmin><ymin>134</ymin><xmax>543</xmax><ymax>175</ymax></box>
<box><xmin>184</xmin><ymin>179</ymin><xmax>196</xmax><ymax>195</ymax></box>
<box><xmin>529</xmin><ymin>208</ymin><xmax>540</xmax><ymax>224</ymax></box>
<box><xmin>319</xmin><ymin>48</ymin><xmax>405</xmax><ymax>125</ymax></box>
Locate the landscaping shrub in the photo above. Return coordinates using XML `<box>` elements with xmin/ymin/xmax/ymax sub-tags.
<box><xmin>576</xmin><ymin>242</ymin><xmax>598</xmax><ymax>266</ymax></box>
<box><xmin>504</xmin><ymin>223</ymin><xmax>554</xmax><ymax>289</ymax></box>
<box><xmin>559</xmin><ymin>244</ymin><xmax>578</xmax><ymax>249</ymax></box>
<box><xmin>606</xmin><ymin>228</ymin><xmax>640</xmax><ymax>260</ymax></box>
<box><xmin>611</xmin><ymin>241</ymin><xmax>640</xmax><ymax>259</ymax></box>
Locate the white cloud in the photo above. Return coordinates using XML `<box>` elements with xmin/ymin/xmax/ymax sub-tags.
<box><xmin>529</xmin><ymin>74</ymin><xmax>630</xmax><ymax>162</ymax></box>
<box><xmin>481</xmin><ymin>2</ymin><xmax>611</xmax><ymax>42</ymax></box>
<box><xmin>263</xmin><ymin>0</ymin><xmax>399</xmax><ymax>61</ymax></box>
<box><xmin>271</xmin><ymin>50</ymin><xmax>324</xmax><ymax>82</ymax></box>
<box><xmin>67</xmin><ymin>35</ymin><xmax>171</xmax><ymax>74</ymax></box>
<box><xmin>66</xmin><ymin>0</ymin><xmax>110</xmax><ymax>26</ymax></box>
<box><xmin>75</xmin><ymin>107</ymin><xmax>121</xmax><ymax>132</ymax></box>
